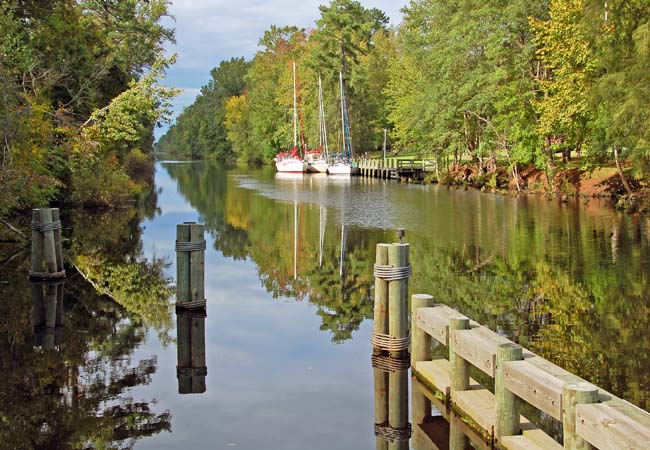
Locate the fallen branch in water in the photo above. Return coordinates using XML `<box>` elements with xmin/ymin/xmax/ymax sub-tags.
<box><xmin>0</xmin><ymin>218</ymin><xmax>27</xmax><ymax>241</ymax></box>
<box><xmin>73</xmin><ymin>264</ymin><xmax>117</xmax><ymax>301</ymax></box>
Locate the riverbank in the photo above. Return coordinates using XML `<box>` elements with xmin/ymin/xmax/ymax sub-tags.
<box><xmin>419</xmin><ymin>161</ymin><xmax>649</xmax><ymax>213</ymax></box>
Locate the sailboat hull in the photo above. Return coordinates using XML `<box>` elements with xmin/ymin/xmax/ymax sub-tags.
<box><xmin>276</xmin><ymin>158</ymin><xmax>306</xmax><ymax>173</ymax></box>
<box><xmin>327</xmin><ymin>163</ymin><xmax>351</xmax><ymax>175</ymax></box>
<box><xmin>308</xmin><ymin>160</ymin><xmax>329</xmax><ymax>173</ymax></box>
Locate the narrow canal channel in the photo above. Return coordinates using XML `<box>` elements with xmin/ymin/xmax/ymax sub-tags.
<box><xmin>2</xmin><ymin>159</ymin><xmax>649</xmax><ymax>449</ymax></box>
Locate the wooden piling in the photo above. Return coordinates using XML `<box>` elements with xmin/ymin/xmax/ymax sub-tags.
<box><xmin>449</xmin><ymin>316</ymin><xmax>470</xmax><ymax>392</ymax></box>
<box><xmin>176</xmin><ymin>223</ymin><xmax>191</xmax><ymax>304</ymax></box>
<box><xmin>51</xmin><ymin>208</ymin><xmax>64</xmax><ymax>272</ymax></box>
<box><xmin>388</xmin><ymin>243</ymin><xmax>409</xmax><ymax>450</ymax></box>
<box><xmin>189</xmin><ymin>223</ymin><xmax>205</xmax><ymax>303</ymax></box>
<box><xmin>563</xmin><ymin>382</ymin><xmax>599</xmax><ymax>450</ymax></box>
<box><xmin>388</xmin><ymin>243</ymin><xmax>409</xmax><ymax>359</ymax></box>
<box><xmin>373</xmin><ymin>243</ymin><xmax>390</xmax><ymax>450</ymax></box>
<box><xmin>495</xmin><ymin>343</ymin><xmax>523</xmax><ymax>439</ymax></box>
<box><xmin>411</xmin><ymin>293</ymin><xmax>435</xmax><ymax>368</ymax></box>
<box><xmin>30</xmin><ymin>208</ymin><xmax>65</xmax><ymax>279</ymax></box>
<box><xmin>38</xmin><ymin>208</ymin><xmax>57</xmax><ymax>274</ymax></box>
<box><xmin>190</xmin><ymin>317</ymin><xmax>207</xmax><ymax>393</ymax></box>
<box><xmin>30</xmin><ymin>210</ymin><xmax>43</xmax><ymax>275</ymax></box>
<box><xmin>176</xmin><ymin>314</ymin><xmax>192</xmax><ymax>394</ymax></box>
<box><xmin>373</xmin><ymin>244</ymin><xmax>390</xmax><ymax>352</ymax></box>
<box><xmin>388</xmin><ymin>370</ymin><xmax>409</xmax><ymax>450</ymax></box>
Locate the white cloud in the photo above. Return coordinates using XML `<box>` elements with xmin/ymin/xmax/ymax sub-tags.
<box><xmin>156</xmin><ymin>1</ymin><xmax>405</xmax><ymax>138</ymax></box>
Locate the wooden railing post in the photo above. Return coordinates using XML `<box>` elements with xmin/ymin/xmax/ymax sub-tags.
<box><xmin>495</xmin><ymin>343</ymin><xmax>523</xmax><ymax>439</ymax></box>
<box><xmin>563</xmin><ymin>382</ymin><xmax>598</xmax><ymax>450</ymax></box>
<box><xmin>449</xmin><ymin>316</ymin><xmax>470</xmax><ymax>392</ymax></box>
<box><xmin>411</xmin><ymin>294</ymin><xmax>435</xmax><ymax>368</ymax></box>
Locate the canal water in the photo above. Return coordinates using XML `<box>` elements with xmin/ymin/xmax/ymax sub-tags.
<box><xmin>1</xmin><ymin>159</ymin><xmax>650</xmax><ymax>449</ymax></box>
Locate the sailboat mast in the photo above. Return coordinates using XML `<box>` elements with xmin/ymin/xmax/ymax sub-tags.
<box><xmin>339</xmin><ymin>71</ymin><xmax>345</xmax><ymax>156</ymax></box>
<box><xmin>319</xmin><ymin>75</ymin><xmax>329</xmax><ymax>159</ymax></box>
<box><xmin>318</xmin><ymin>75</ymin><xmax>323</xmax><ymax>148</ymax></box>
<box><xmin>293</xmin><ymin>61</ymin><xmax>297</xmax><ymax>149</ymax></box>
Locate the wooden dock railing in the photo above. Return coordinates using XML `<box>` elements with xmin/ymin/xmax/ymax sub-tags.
<box><xmin>370</xmin><ymin>235</ymin><xmax>650</xmax><ymax>450</ymax></box>
<box><xmin>411</xmin><ymin>302</ymin><xmax>650</xmax><ymax>450</ymax></box>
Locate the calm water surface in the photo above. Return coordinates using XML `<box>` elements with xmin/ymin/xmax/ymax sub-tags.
<box><xmin>1</xmin><ymin>160</ymin><xmax>649</xmax><ymax>449</ymax></box>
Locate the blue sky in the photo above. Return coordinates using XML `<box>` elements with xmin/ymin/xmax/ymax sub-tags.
<box><xmin>156</xmin><ymin>0</ymin><xmax>406</xmax><ymax>139</ymax></box>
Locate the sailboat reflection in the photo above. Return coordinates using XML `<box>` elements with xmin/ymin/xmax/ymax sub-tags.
<box><xmin>31</xmin><ymin>281</ymin><xmax>64</xmax><ymax>349</ymax></box>
<box><xmin>176</xmin><ymin>311</ymin><xmax>207</xmax><ymax>394</ymax></box>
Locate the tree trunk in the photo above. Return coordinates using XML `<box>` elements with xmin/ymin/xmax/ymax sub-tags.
<box><xmin>614</xmin><ymin>147</ymin><xmax>634</xmax><ymax>196</ymax></box>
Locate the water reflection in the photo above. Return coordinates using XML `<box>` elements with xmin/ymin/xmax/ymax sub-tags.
<box><xmin>176</xmin><ymin>312</ymin><xmax>207</xmax><ymax>394</ymax></box>
<box><xmin>0</xmin><ymin>177</ymin><xmax>173</xmax><ymax>448</ymax></box>
<box><xmin>31</xmin><ymin>281</ymin><xmax>64</xmax><ymax>349</ymax></box>
<box><xmin>165</xmin><ymin>160</ymin><xmax>650</xmax><ymax>411</ymax></box>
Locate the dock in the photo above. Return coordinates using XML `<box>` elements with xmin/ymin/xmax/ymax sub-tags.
<box><xmin>370</xmin><ymin>235</ymin><xmax>650</xmax><ymax>450</ymax></box>
<box><xmin>355</xmin><ymin>158</ymin><xmax>436</xmax><ymax>181</ymax></box>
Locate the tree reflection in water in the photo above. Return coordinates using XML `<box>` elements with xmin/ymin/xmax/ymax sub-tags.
<box><xmin>0</xmin><ymin>178</ymin><xmax>173</xmax><ymax>448</ymax></box>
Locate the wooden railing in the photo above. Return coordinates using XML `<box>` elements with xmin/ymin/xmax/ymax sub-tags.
<box><xmin>412</xmin><ymin>303</ymin><xmax>650</xmax><ymax>450</ymax></box>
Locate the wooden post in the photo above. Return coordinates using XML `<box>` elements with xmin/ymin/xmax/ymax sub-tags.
<box><xmin>373</xmin><ymin>244</ymin><xmax>390</xmax><ymax>352</ymax></box>
<box><xmin>373</xmin><ymin>243</ymin><xmax>390</xmax><ymax>450</ymax></box>
<box><xmin>31</xmin><ymin>283</ymin><xmax>44</xmax><ymax>347</ymax></box>
<box><xmin>411</xmin><ymin>293</ymin><xmax>435</xmax><ymax>368</ymax></box>
<box><xmin>43</xmin><ymin>283</ymin><xmax>57</xmax><ymax>349</ymax></box>
<box><xmin>388</xmin><ymin>242</ymin><xmax>409</xmax><ymax>450</ymax></box>
<box><xmin>51</xmin><ymin>208</ymin><xmax>64</xmax><ymax>272</ymax></box>
<box><xmin>189</xmin><ymin>223</ymin><xmax>205</xmax><ymax>304</ymax></box>
<box><xmin>38</xmin><ymin>208</ymin><xmax>57</xmax><ymax>275</ymax></box>
<box><xmin>190</xmin><ymin>317</ymin><xmax>206</xmax><ymax>393</ymax></box>
<box><xmin>30</xmin><ymin>210</ymin><xmax>43</xmax><ymax>275</ymax></box>
<box><xmin>388</xmin><ymin>243</ymin><xmax>409</xmax><ymax>358</ymax></box>
<box><xmin>495</xmin><ymin>343</ymin><xmax>523</xmax><ymax>439</ymax></box>
<box><xmin>563</xmin><ymin>382</ymin><xmax>599</xmax><ymax>450</ymax></box>
<box><xmin>176</xmin><ymin>314</ymin><xmax>192</xmax><ymax>393</ymax></box>
<box><xmin>449</xmin><ymin>316</ymin><xmax>470</xmax><ymax>392</ymax></box>
<box><xmin>176</xmin><ymin>223</ymin><xmax>191</xmax><ymax>304</ymax></box>
<box><xmin>388</xmin><ymin>370</ymin><xmax>409</xmax><ymax>450</ymax></box>
<box><xmin>450</xmin><ymin>410</ymin><xmax>470</xmax><ymax>450</ymax></box>
<box><xmin>411</xmin><ymin>382</ymin><xmax>430</xmax><ymax>450</ymax></box>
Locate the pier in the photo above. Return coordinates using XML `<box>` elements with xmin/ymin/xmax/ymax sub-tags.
<box><xmin>355</xmin><ymin>158</ymin><xmax>436</xmax><ymax>181</ymax></box>
<box><xmin>372</xmin><ymin>234</ymin><xmax>650</xmax><ymax>450</ymax></box>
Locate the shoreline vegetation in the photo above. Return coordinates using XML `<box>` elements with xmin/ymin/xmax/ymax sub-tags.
<box><xmin>157</xmin><ymin>0</ymin><xmax>650</xmax><ymax>211</ymax></box>
<box><xmin>0</xmin><ymin>1</ymin><xmax>177</xmax><ymax>234</ymax></box>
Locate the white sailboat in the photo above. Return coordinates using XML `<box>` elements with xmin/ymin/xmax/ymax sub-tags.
<box><xmin>306</xmin><ymin>75</ymin><xmax>329</xmax><ymax>173</ymax></box>
<box><xmin>327</xmin><ymin>71</ymin><xmax>353</xmax><ymax>176</ymax></box>
<box><xmin>275</xmin><ymin>62</ymin><xmax>307</xmax><ymax>173</ymax></box>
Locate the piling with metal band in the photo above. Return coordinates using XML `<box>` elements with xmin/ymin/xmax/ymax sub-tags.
<box><xmin>30</xmin><ymin>208</ymin><xmax>65</xmax><ymax>280</ymax></box>
<box><xmin>31</xmin><ymin>281</ymin><xmax>64</xmax><ymax>349</ymax></box>
<box><xmin>176</xmin><ymin>312</ymin><xmax>207</xmax><ymax>394</ymax></box>
<box><xmin>495</xmin><ymin>343</ymin><xmax>523</xmax><ymax>439</ymax></box>
<box><xmin>51</xmin><ymin>208</ymin><xmax>64</xmax><ymax>272</ymax></box>
<box><xmin>175</xmin><ymin>222</ymin><xmax>206</xmax><ymax>312</ymax></box>
<box><xmin>373</xmin><ymin>244</ymin><xmax>390</xmax><ymax>450</ymax></box>
<box><xmin>563</xmin><ymin>382</ymin><xmax>599</xmax><ymax>450</ymax></box>
<box><xmin>449</xmin><ymin>316</ymin><xmax>470</xmax><ymax>392</ymax></box>
<box><xmin>388</xmin><ymin>242</ymin><xmax>410</xmax><ymax>450</ymax></box>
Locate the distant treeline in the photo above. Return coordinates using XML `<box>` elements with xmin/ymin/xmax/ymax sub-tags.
<box><xmin>158</xmin><ymin>0</ymin><xmax>650</xmax><ymax>195</ymax></box>
<box><xmin>0</xmin><ymin>0</ymin><xmax>177</xmax><ymax>215</ymax></box>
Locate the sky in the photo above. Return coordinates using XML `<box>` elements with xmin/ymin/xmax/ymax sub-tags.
<box><xmin>155</xmin><ymin>0</ymin><xmax>406</xmax><ymax>139</ymax></box>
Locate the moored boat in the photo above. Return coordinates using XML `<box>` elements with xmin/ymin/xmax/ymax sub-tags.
<box><xmin>275</xmin><ymin>62</ymin><xmax>306</xmax><ymax>173</ymax></box>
